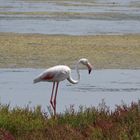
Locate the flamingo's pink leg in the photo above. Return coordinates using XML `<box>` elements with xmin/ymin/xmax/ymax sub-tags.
<box><xmin>50</xmin><ymin>82</ymin><xmax>55</xmax><ymax>110</ymax></box>
<box><xmin>54</xmin><ymin>82</ymin><xmax>59</xmax><ymax>115</ymax></box>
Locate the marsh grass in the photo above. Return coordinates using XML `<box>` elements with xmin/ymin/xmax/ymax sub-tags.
<box><xmin>0</xmin><ymin>104</ymin><xmax>46</xmax><ymax>135</ymax></box>
<box><xmin>0</xmin><ymin>33</ymin><xmax>140</xmax><ymax>69</ymax></box>
<box><xmin>0</xmin><ymin>100</ymin><xmax>140</xmax><ymax>139</ymax></box>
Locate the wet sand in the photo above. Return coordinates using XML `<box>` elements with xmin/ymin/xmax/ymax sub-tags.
<box><xmin>0</xmin><ymin>33</ymin><xmax>140</xmax><ymax>69</ymax></box>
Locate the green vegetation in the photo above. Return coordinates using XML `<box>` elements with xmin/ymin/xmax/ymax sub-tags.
<box><xmin>0</xmin><ymin>101</ymin><xmax>140</xmax><ymax>139</ymax></box>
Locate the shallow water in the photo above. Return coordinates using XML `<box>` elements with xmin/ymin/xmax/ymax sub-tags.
<box><xmin>1</xmin><ymin>19</ymin><xmax>140</xmax><ymax>35</ymax></box>
<box><xmin>0</xmin><ymin>0</ymin><xmax>140</xmax><ymax>35</ymax></box>
<box><xmin>1</xmin><ymin>0</ymin><xmax>140</xmax><ymax>14</ymax></box>
<box><xmin>0</xmin><ymin>18</ymin><xmax>140</xmax><ymax>35</ymax></box>
<box><xmin>0</xmin><ymin>69</ymin><xmax>140</xmax><ymax>113</ymax></box>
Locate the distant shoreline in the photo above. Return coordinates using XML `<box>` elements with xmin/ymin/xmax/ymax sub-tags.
<box><xmin>0</xmin><ymin>33</ymin><xmax>140</xmax><ymax>69</ymax></box>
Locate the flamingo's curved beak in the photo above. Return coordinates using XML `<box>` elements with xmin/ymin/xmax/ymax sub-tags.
<box><xmin>87</xmin><ymin>63</ymin><xmax>93</xmax><ymax>74</ymax></box>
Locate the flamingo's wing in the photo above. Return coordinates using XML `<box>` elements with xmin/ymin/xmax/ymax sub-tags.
<box><xmin>39</xmin><ymin>70</ymin><xmax>55</xmax><ymax>81</ymax></box>
<box><xmin>41</xmin><ymin>71</ymin><xmax>54</xmax><ymax>81</ymax></box>
<box><xmin>33</xmin><ymin>70</ymin><xmax>55</xmax><ymax>83</ymax></box>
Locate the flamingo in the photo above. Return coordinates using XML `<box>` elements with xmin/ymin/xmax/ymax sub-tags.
<box><xmin>33</xmin><ymin>58</ymin><xmax>92</xmax><ymax>115</ymax></box>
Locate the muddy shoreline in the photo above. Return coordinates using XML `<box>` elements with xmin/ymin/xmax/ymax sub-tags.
<box><xmin>0</xmin><ymin>33</ymin><xmax>140</xmax><ymax>69</ymax></box>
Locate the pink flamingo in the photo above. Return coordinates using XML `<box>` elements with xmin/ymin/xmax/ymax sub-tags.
<box><xmin>33</xmin><ymin>58</ymin><xmax>92</xmax><ymax>115</ymax></box>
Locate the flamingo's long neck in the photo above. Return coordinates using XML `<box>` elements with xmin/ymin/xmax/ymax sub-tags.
<box><xmin>67</xmin><ymin>60</ymin><xmax>80</xmax><ymax>84</ymax></box>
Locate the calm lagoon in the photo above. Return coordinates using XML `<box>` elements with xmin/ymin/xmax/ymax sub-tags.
<box><xmin>0</xmin><ymin>69</ymin><xmax>140</xmax><ymax>113</ymax></box>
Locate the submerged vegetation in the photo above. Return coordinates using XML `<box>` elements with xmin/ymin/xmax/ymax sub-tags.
<box><xmin>1</xmin><ymin>11</ymin><xmax>140</xmax><ymax>21</ymax></box>
<box><xmin>0</xmin><ymin>101</ymin><xmax>140</xmax><ymax>140</ymax></box>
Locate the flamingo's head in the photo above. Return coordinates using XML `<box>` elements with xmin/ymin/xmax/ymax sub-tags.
<box><xmin>80</xmin><ymin>58</ymin><xmax>93</xmax><ymax>74</ymax></box>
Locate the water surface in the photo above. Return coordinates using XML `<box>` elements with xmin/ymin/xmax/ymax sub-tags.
<box><xmin>1</xmin><ymin>19</ymin><xmax>140</xmax><ymax>35</ymax></box>
<box><xmin>0</xmin><ymin>69</ymin><xmax>140</xmax><ymax>113</ymax></box>
<box><xmin>0</xmin><ymin>0</ymin><xmax>140</xmax><ymax>35</ymax></box>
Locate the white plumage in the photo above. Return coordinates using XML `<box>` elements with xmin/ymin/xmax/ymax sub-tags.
<box><xmin>34</xmin><ymin>65</ymin><xmax>71</xmax><ymax>83</ymax></box>
<box><xmin>33</xmin><ymin>58</ymin><xmax>92</xmax><ymax>116</ymax></box>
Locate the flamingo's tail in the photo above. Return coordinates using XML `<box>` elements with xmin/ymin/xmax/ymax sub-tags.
<box><xmin>33</xmin><ymin>77</ymin><xmax>40</xmax><ymax>84</ymax></box>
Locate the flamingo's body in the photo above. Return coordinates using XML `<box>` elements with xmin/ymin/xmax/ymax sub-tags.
<box><xmin>33</xmin><ymin>58</ymin><xmax>92</xmax><ymax>115</ymax></box>
<box><xmin>34</xmin><ymin>65</ymin><xmax>71</xmax><ymax>83</ymax></box>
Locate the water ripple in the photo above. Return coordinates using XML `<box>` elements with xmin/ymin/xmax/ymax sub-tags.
<box><xmin>74</xmin><ymin>86</ymin><xmax>140</xmax><ymax>93</ymax></box>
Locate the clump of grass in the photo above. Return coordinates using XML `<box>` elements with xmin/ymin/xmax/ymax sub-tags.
<box><xmin>58</xmin><ymin>100</ymin><xmax>140</xmax><ymax>140</ymax></box>
<box><xmin>0</xmin><ymin>103</ymin><xmax>47</xmax><ymax>137</ymax></box>
<box><xmin>0</xmin><ymin>100</ymin><xmax>140</xmax><ymax>139</ymax></box>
